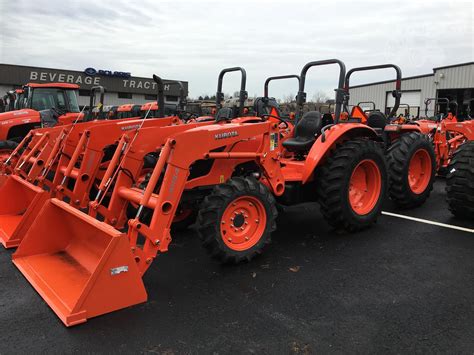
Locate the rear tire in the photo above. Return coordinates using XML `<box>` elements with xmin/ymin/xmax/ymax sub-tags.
<box><xmin>446</xmin><ymin>141</ymin><xmax>474</xmax><ymax>219</ymax></box>
<box><xmin>318</xmin><ymin>139</ymin><xmax>387</xmax><ymax>232</ymax></box>
<box><xmin>196</xmin><ymin>177</ymin><xmax>277</xmax><ymax>263</ymax></box>
<box><xmin>386</xmin><ymin>132</ymin><xmax>436</xmax><ymax>208</ymax></box>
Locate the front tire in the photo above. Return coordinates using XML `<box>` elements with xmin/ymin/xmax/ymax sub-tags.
<box><xmin>446</xmin><ymin>141</ymin><xmax>474</xmax><ymax>219</ymax></box>
<box><xmin>196</xmin><ymin>177</ymin><xmax>277</xmax><ymax>263</ymax></box>
<box><xmin>318</xmin><ymin>139</ymin><xmax>387</xmax><ymax>232</ymax></box>
<box><xmin>386</xmin><ymin>132</ymin><xmax>436</xmax><ymax>208</ymax></box>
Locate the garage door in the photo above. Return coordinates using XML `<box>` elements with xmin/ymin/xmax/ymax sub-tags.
<box><xmin>386</xmin><ymin>91</ymin><xmax>421</xmax><ymax>107</ymax></box>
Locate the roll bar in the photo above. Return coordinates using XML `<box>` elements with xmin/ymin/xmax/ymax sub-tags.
<box><xmin>216</xmin><ymin>67</ymin><xmax>248</xmax><ymax>117</ymax></box>
<box><xmin>6</xmin><ymin>90</ymin><xmax>16</xmax><ymax>111</ymax></box>
<box><xmin>297</xmin><ymin>59</ymin><xmax>346</xmax><ymax>124</ymax></box>
<box><xmin>87</xmin><ymin>86</ymin><xmax>105</xmax><ymax>121</ymax></box>
<box><xmin>466</xmin><ymin>98</ymin><xmax>474</xmax><ymax>118</ymax></box>
<box><xmin>264</xmin><ymin>74</ymin><xmax>300</xmax><ymax>99</ymax></box>
<box><xmin>344</xmin><ymin>64</ymin><xmax>402</xmax><ymax>118</ymax></box>
<box><xmin>398</xmin><ymin>103</ymin><xmax>411</xmax><ymax>116</ymax></box>
<box><xmin>152</xmin><ymin>75</ymin><xmax>166</xmax><ymax>118</ymax></box>
<box><xmin>424</xmin><ymin>97</ymin><xmax>458</xmax><ymax>117</ymax></box>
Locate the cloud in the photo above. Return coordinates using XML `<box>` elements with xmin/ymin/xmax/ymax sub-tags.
<box><xmin>0</xmin><ymin>0</ymin><xmax>472</xmax><ymax>99</ymax></box>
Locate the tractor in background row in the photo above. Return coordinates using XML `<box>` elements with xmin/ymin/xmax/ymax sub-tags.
<box><xmin>415</xmin><ymin>98</ymin><xmax>474</xmax><ymax>218</ymax></box>
<box><xmin>0</xmin><ymin>83</ymin><xmax>83</xmax><ymax>163</ymax></box>
<box><xmin>342</xmin><ymin>64</ymin><xmax>436</xmax><ymax>209</ymax></box>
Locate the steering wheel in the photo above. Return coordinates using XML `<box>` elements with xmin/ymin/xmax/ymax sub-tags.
<box><xmin>51</xmin><ymin>107</ymin><xmax>67</xmax><ymax>118</ymax></box>
<box><xmin>260</xmin><ymin>114</ymin><xmax>289</xmax><ymax>128</ymax></box>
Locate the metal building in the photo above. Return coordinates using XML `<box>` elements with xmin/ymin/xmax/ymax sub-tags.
<box><xmin>349</xmin><ymin>62</ymin><xmax>474</xmax><ymax>119</ymax></box>
<box><xmin>0</xmin><ymin>63</ymin><xmax>188</xmax><ymax>108</ymax></box>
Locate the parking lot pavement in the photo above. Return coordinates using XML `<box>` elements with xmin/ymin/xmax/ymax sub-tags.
<box><xmin>1</xmin><ymin>178</ymin><xmax>473</xmax><ymax>353</ymax></box>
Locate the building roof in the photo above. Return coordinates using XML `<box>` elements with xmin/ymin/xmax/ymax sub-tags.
<box><xmin>433</xmin><ymin>61</ymin><xmax>474</xmax><ymax>71</ymax></box>
<box><xmin>349</xmin><ymin>62</ymin><xmax>473</xmax><ymax>89</ymax></box>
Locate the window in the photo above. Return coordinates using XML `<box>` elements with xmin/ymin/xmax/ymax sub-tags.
<box><xmin>78</xmin><ymin>89</ymin><xmax>89</xmax><ymax>97</ymax></box>
<box><xmin>65</xmin><ymin>90</ymin><xmax>80</xmax><ymax>112</ymax></box>
<box><xmin>118</xmin><ymin>92</ymin><xmax>133</xmax><ymax>99</ymax></box>
<box><xmin>144</xmin><ymin>94</ymin><xmax>156</xmax><ymax>100</ymax></box>
<box><xmin>165</xmin><ymin>95</ymin><xmax>178</xmax><ymax>102</ymax></box>
<box><xmin>30</xmin><ymin>88</ymin><xmax>80</xmax><ymax>112</ymax></box>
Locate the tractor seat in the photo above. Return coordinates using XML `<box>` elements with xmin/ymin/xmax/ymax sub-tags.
<box><xmin>215</xmin><ymin>107</ymin><xmax>234</xmax><ymax>122</ymax></box>
<box><xmin>282</xmin><ymin>111</ymin><xmax>323</xmax><ymax>152</ymax></box>
<box><xmin>367</xmin><ymin>111</ymin><xmax>389</xmax><ymax>129</ymax></box>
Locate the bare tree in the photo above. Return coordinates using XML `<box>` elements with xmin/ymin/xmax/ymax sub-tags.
<box><xmin>311</xmin><ymin>90</ymin><xmax>329</xmax><ymax>104</ymax></box>
<box><xmin>282</xmin><ymin>93</ymin><xmax>295</xmax><ymax>104</ymax></box>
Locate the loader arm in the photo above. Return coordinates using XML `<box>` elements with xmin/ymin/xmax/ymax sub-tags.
<box><xmin>122</xmin><ymin>121</ymin><xmax>283</xmax><ymax>274</ymax></box>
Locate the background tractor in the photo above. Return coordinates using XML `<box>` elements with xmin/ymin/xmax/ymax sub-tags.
<box><xmin>342</xmin><ymin>64</ymin><xmax>436</xmax><ymax>209</ymax></box>
<box><xmin>0</xmin><ymin>83</ymin><xmax>83</xmax><ymax>164</ymax></box>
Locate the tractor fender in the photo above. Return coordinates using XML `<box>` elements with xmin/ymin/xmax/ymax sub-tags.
<box><xmin>301</xmin><ymin>123</ymin><xmax>378</xmax><ymax>183</ymax></box>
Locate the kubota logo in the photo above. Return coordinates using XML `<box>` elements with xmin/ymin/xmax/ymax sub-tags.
<box><xmin>121</xmin><ymin>124</ymin><xmax>141</xmax><ymax>131</ymax></box>
<box><xmin>215</xmin><ymin>131</ymin><xmax>238</xmax><ymax>140</ymax></box>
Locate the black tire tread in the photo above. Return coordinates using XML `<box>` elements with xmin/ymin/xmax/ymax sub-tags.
<box><xmin>196</xmin><ymin>176</ymin><xmax>277</xmax><ymax>263</ymax></box>
<box><xmin>446</xmin><ymin>141</ymin><xmax>474</xmax><ymax>218</ymax></box>
<box><xmin>318</xmin><ymin>139</ymin><xmax>387</xmax><ymax>232</ymax></box>
<box><xmin>386</xmin><ymin>132</ymin><xmax>436</xmax><ymax>208</ymax></box>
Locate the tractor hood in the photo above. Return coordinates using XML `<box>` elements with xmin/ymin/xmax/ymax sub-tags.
<box><xmin>0</xmin><ymin>109</ymin><xmax>41</xmax><ymax>125</ymax></box>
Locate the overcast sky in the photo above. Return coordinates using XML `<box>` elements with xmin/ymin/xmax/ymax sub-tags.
<box><xmin>0</xmin><ymin>0</ymin><xmax>472</xmax><ymax>99</ymax></box>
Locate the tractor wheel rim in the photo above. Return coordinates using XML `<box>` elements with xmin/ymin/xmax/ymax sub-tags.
<box><xmin>408</xmin><ymin>149</ymin><xmax>431</xmax><ymax>194</ymax></box>
<box><xmin>349</xmin><ymin>159</ymin><xmax>382</xmax><ymax>215</ymax></box>
<box><xmin>220</xmin><ymin>196</ymin><xmax>267</xmax><ymax>251</ymax></box>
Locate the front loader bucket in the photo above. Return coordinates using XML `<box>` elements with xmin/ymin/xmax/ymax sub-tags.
<box><xmin>13</xmin><ymin>199</ymin><xmax>147</xmax><ymax>326</ymax></box>
<box><xmin>0</xmin><ymin>175</ymin><xmax>49</xmax><ymax>249</ymax></box>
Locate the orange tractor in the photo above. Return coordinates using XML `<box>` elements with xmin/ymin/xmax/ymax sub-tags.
<box><xmin>342</xmin><ymin>64</ymin><xmax>436</xmax><ymax>208</ymax></box>
<box><xmin>0</xmin><ymin>67</ymin><xmax>269</xmax><ymax>249</ymax></box>
<box><xmin>0</xmin><ymin>85</ymin><xmax>105</xmax><ymax>182</ymax></box>
<box><xmin>9</xmin><ymin>59</ymin><xmax>395</xmax><ymax>326</ymax></box>
<box><xmin>0</xmin><ymin>75</ymin><xmax>195</xmax><ymax>249</ymax></box>
<box><xmin>0</xmin><ymin>83</ymin><xmax>83</xmax><ymax>162</ymax></box>
<box><xmin>415</xmin><ymin>98</ymin><xmax>474</xmax><ymax>218</ymax></box>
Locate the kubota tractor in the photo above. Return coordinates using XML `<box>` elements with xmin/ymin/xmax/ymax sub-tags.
<box><xmin>0</xmin><ymin>76</ymin><xmax>196</xmax><ymax>249</ymax></box>
<box><xmin>0</xmin><ymin>83</ymin><xmax>82</xmax><ymax>164</ymax></box>
<box><xmin>10</xmin><ymin>59</ymin><xmax>393</xmax><ymax>326</ymax></box>
<box><xmin>342</xmin><ymin>64</ymin><xmax>436</xmax><ymax>208</ymax></box>
<box><xmin>415</xmin><ymin>98</ymin><xmax>474</xmax><ymax>218</ymax></box>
